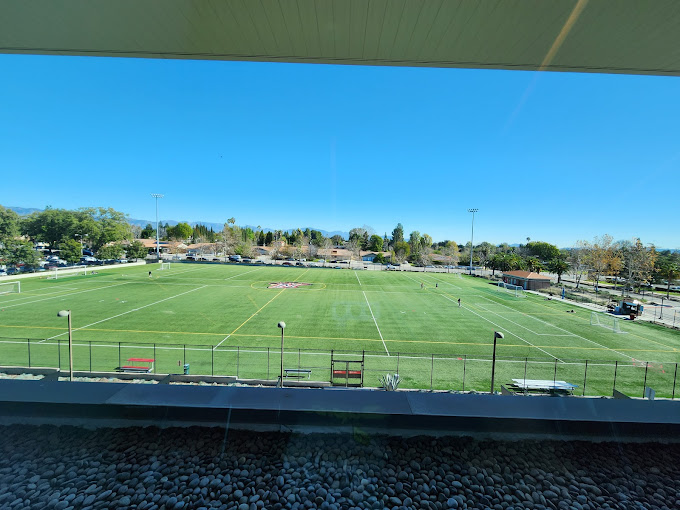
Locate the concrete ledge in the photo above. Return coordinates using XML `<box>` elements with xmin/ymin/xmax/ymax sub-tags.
<box><xmin>0</xmin><ymin>379</ymin><xmax>678</xmax><ymax>441</ymax></box>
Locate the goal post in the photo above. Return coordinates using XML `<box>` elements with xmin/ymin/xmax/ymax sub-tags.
<box><xmin>47</xmin><ymin>265</ymin><xmax>88</xmax><ymax>279</ymax></box>
<box><xmin>497</xmin><ymin>281</ymin><xmax>527</xmax><ymax>298</ymax></box>
<box><xmin>159</xmin><ymin>262</ymin><xmax>171</xmax><ymax>270</ymax></box>
<box><xmin>0</xmin><ymin>281</ymin><xmax>20</xmax><ymax>294</ymax></box>
<box><xmin>590</xmin><ymin>312</ymin><xmax>625</xmax><ymax>333</ymax></box>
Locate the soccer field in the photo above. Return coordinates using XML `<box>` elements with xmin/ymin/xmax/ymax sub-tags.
<box><xmin>1</xmin><ymin>263</ymin><xmax>679</xmax><ymax>396</ymax></box>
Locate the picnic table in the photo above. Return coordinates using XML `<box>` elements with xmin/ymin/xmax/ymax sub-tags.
<box><xmin>509</xmin><ymin>379</ymin><xmax>578</xmax><ymax>395</ymax></box>
<box><xmin>117</xmin><ymin>358</ymin><xmax>155</xmax><ymax>373</ymax></box>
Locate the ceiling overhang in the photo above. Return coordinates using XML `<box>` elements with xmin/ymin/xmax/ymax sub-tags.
<box><xmin>1</xmin><ymin>0</ymin><xmax>679</xmax><ymax>76</ymax></box>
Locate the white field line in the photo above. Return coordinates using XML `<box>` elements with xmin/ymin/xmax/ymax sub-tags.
<box><xmin>422</xmin><ymin>274</ymin><xmax>462</xmax><ymax>290</ymax></box>
<box><xmin>0</xmin><ymin>338</ymin><xmax>654</xmax><ymax>367</ymax></box>
<box><xmin>225</xmin><ymin>267</ymin><xmax>262</xmax><ymax>281</ymax></box>
<box><xmin>0</xmin><ymin>286</ymin><xmax>81</xmax><ymax>304</ymax></box>
<box><xmin>476</xmin><ymin>304</ymin><xmax>573</xmax><ymax>337</ymax></box>
<box><xmin>440</xmin><ymin>293</ymin><xmax>564</xmax><ymax>362</ymax></box>
<box><xmin>354</xmin><ymin>271</ymin><xmax>362</xmax><ymax>286</ymax></box>
<box><xmin>479</xmin><ymin>295</ymin><xmax>633</xmax><ymax>361</ymax></box>
<box><xmin>45</xmin><ymin>285</ymin><xmax>208</xmax><ymax>340</ymax></box>
<box><xmin>363</xmin><ymin>291</ymin><xmax>389</xmax><ymax>356</ymax></box>
<box><xmin>0</xmin><ymin>282</ymin><xmax>130</xmax><ymax>310</ymax></box>
<box><xmin>213</xmin><ymin>335</ymin><xmax>231</xmax><ymax>350</ymax></box>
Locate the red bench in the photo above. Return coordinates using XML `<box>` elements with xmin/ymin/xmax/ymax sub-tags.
<box><xmin>117</xmin><ymin>358</ymin><xmax>155</xmax><ymax>373</ymax></box>
<box><xmin>333</xmin><ymin>370</ymin><xmax>362</xmax><ymax>378</ymax></box>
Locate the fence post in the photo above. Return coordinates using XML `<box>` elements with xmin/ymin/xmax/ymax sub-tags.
<box><xmin>27</xmin><ymin>339</ymin><xmax>31</xmax><ymax>368</ymax></box>
<box><xmin>153</xmin><ymin>344</ymin><xmax>156</xmax><ymax>374</ymax></box>
<box><xmin>89</xmin><ymin>341</ymin><xmax>92</xmax><ymax>373</ymax></box>
<box><xmin>236</xmin><ymin>346</ymin><xmax>240</xmax><ymax>378</ymax></box>
<box><xmin>613</xmin><ymin>360</ymin><xmax>618</xmax><ymax>392</ymax></box>
<box><xmin>643</xmin><ymin>362</ymin><xmax>649</xmax><ymax>398</ymax></box>
<box><xmin>118</xmin><ymin>342</ymin><xmax>121</xmax><ymax>369</ymax></box>
<box><xmin>553</xmin><ymin>358</ymin><xmax>558</xmax><ymax>387</ymax></box>
<box><xmin>396</xmin><ymin>352</ymin><xmax>400</xmax><ymax>374</ymax></box>
<box><xmin>183</xmin><ymin>344</ymin><xmax>186</xmax><ymax>366</ymax></box>
<box><xmin>298</xmin><ymin>348</ymin><xmax>301</xmax><ymax>372</ymax></box>
<box><xmin>463</xmin><ymin>355</ymin><xmax>467</xmax><ymax>391</ymax></box>
<box><xmin>58</xmin><ymin>338</ymin><xmax>61</xmax><ymax>369</ymax></box>
<box><xmin>582</xmin><ymin>360</ymin><xmax>588</xmax><ymax>396</ymax></box>
<box><xmin>673</xmin><ymin>363</ymin><xmax>678</xmax><ymax>400</ymax></box>
<box><xmin>211</xmin><ymin>346</ymin><xmax>214</xmax><ymax>376</ymax></box>
<box><xmin>430</xmin><ymin>354</ymin><xmax>434</xmax><ymax>391</ymax></box>
<box><xmin>267</xmin><ymin>347</ymin><xmax>270</xmax><ymax>380</ymax></box>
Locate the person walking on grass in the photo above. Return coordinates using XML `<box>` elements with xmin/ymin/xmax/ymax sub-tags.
<box><xmin>421</xmin><ymin>282</ymin><xmax>424</xmax><ymax>290</ymax></box>
<box><xmin>458</xmin><ymin>298</ymin><xmax>461</xmax><ymax>307</ymax></box>
<box><xmin>149</xmin><ymin>271</ymin><xmax>152</xmax><ymax>278</ymax></box>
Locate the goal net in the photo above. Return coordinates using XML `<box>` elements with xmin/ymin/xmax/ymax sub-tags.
<box><xmin>47</xmin><ymin>265</ymin><xmax>87</xmax><ymax>279</ymax></box>
<box><xmin>590</xmin><ymin>312</ymin><xmax>625</xmax><ymax>333</ymax></box>
<box><xmin>497</xmin><ymin>281</ymin><xmax>526</xmax><ymax>297</ymax></box>
<box><xmin>0</xmin><ymin>281</ymin><xmax>20</xmax><ymax>295</ymax></box>
<box><xmin>159</xmin><ymin>262</ymin><xmax>171</xmax><ymax>270</ymax></box>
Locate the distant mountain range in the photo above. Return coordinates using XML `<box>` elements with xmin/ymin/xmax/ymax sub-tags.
<box><xmin>5</xmin><ymin>206</ymin><xmax>349</xmax><ymax>240</ymax></box>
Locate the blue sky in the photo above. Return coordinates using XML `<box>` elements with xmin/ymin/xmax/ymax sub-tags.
<box><xmin>1</xmin><ymin>54</ymin><xmax>678</xmax><ymax>248</ymax></box>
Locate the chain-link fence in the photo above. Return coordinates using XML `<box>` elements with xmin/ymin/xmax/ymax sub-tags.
<box><xmin>1</xmin><ymin>336</ymin><xmax>678</xmax><ymax>398</ymax></box>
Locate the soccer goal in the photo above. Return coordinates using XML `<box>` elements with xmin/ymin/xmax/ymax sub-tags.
<box><xmin>0</xmin><ymin>281</ymin><xmax>20</xmax><ymax>295</ymax></box>
<box><xmin>497</xmin><ymin>281</ymin><xmax>527</xmax><ymax>297</ymax></box>
<box><xmin>159</xmin><ymin>262</ymin><xmax>171</xmax><ymax>270</ymax></box>
<box><xmin>590</xmin><ymin>312</ymin><xmax>625</xmax><ymax>333</ymax></box>
<box><xmin>47</xmin><ymin>265</ymin><xmax>88</xmax><ymax>279</ymax></box>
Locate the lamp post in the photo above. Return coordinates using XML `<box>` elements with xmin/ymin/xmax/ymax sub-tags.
<box><xmin>57</xmin><ymin>310</ymin><xmax>73</xmax><ymax>381</ymax></box>
<box><xmin>468</xmin><ymin>208</ymin><xmax>478</xmax><ymax>275</ymax></box>
<box><xmin>278</xmin><ymin>321</ymin><xmax>286</xmax><ymax>387</ymax></box>
<box><xmin>490</xmin><ymin>331</ymin><xmax>504</xmax><ymax>394</ymax></box>
<box><xmin>151</xmin><ymin>193</ymin><xmax>164</xmax><ymax>261</ymax></box>
<box><xmin>74</xmin><ymin>233</ymin><xmax>87</xmax><ymax>258</ymax></box>
<box><xmin>660</xmin><ymin>297</ymin><xmax>665</xmax><ymax>320</ymax></box>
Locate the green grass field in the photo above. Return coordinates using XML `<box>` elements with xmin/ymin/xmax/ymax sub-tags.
<box><xmin>1</xmin><ymin>263</ymin><xmax>679</xmax><ymax>397</ymax></box>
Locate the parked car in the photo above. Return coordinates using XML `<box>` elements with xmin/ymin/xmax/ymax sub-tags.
<box><xmin>282</xmin><ymin>262</ymin><xmax>293</xmax><ymax>266</ymax></box>
<box><xmin>229</xmin><ymin>255</ymin><xmax>242</xmax><ymax>262</ymax></box>
<box><xmin>242</xmin><ymin>258</ymin><xmax>253</xmax><ymax>264</ymax></box>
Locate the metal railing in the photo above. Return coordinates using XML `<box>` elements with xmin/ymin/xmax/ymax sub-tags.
<box><xmin>0</xmin><ymin>336</ymin><xmax>677</xmax><ymax>398</ymax></box>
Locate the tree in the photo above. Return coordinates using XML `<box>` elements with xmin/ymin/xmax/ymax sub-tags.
<box><xmin>369</xmin><ymin>234</ymin><xmax>384</xmax><ymax>252</ymax></box>
<box><xmin>0</xmin><ymin>205</ymin><xmax>20</xmax><ymax>242</ymax></box>
<box><xmin>525</xmin><ymin>257</ymin><xmax>543</xmax><ymax>273</ymax></box>
<box><xmin>76</xmin><ymin>207</ymin><xmax>132</xmax><ymax>250</ymax></box>
<box><xmin>408</xmin><ymin>231</ymin><xmax>421</xmax><ymax>261</ymax></box>
<box><xmin>265</xmin><ymin>231</ymin><xmax>273</xmax><ymax>246</ymax></box>
<box><xmin>126</xmin><ymin>240</ymin><xmax>148</xmax><ymax>260</ymax></box>
<box><xmin>476</xmin><ymin>242</ymin><xmax>495</xmax><ymax>269</ymax></box>
<box><xmin>393</xmin><ymin>241</ymin><xmax>410</xmax><ymax>263</ymax></box>
<box><xmin>547</xmin><ymin>255</ymin><xmax>569</xmax><ymax>284</ymax></box>
<box><xmin>442</xmin><ymin>241</ymin><xmax>459</xmax><ymax>272</ymax></box>
<box><xmin>584</xmin><ymin>234</ymin><xmax>615</xmax><ymax>292</ymax></box>
<box><xmin>346</xmin><ymin>238</ymin><xmax>361</xmax><ymax>265</ymax></box>
<box><xmin>657</xmin><ymin>260</ymin><xmax>680</xmax><ymax>298</ymax></box>
<box><xmin>526</xmin><ymin>241</ymin><xmax>560</xmax><ymax>262</ymax></box>
<box><xmin>331</xmin><ymin>235</ymin><xmax>344</xmax><ymax>246</ymax></box>
<box><xmin>619</xmin><ymin>238</ymin><xmax>656</xmax><ymax>295</ymax></box>
<box><xmin>2</xmin><ymin>240</ymin><xmax>39</xmax><ymax>268</ymax></box>
<box><xmin>167</xmin><ymin>222</ymin><xmax>192</xmax><ymax>241</ymax></box>
<box><xmin>321</xmin><ymin>238</ymin><xmax>333</xmax><ymax>266</ymax></box>
<box><xmin>140</xmin><ymin>223</ymin><xmax>156</xmax><ymax>239</ymax></box>
<box><xmin>59</xmin><ymin>239</ymin><xmax>83</xmax><ymax>264</ymax></box>
<box><xmin>568</xmin><ymin>241</ymin><xmax>589</xmax><ymax>289</ymax></box>
<box><xmin>391</xmin><ymin>223</ymin><xmax>404</xmax><ymax>246</ymax></box>
<box><xmin>22</xmin><ymin>208</ymin><xmax>78</xmax><ymax>250</ymax></box>
<box><xmin>97</xmin><ymin>243</ymin><xmax>125</xmax><ymax>260</ymax></box>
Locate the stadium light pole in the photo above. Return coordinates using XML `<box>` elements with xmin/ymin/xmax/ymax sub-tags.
<box><xmin>468</xmin><ymin>208</ymin><xmax>478</xmax><ymax>275</ymax></box>
<box><xmin>278</xmin><ymin>321</ymin><xmax>286</xmax><ymax>387</ymax></box>
<box><xmin>151</xmin><ymin>194</ymin><xmax>164</xmax><ymax>261</ymax></box>
<box><xmin>74</xmin><ymin>233</ymin><xmax>86</xmax><ymax>257</ymax></box>
<box><xmin>490</xmin><ymin>331</ymin><xmax>504</xmax><ymax>394</ymax></box>
<box><xmin>57</xmin><ymin>310</ymin><xmax>73</xmax><ymax>381</ymax></box>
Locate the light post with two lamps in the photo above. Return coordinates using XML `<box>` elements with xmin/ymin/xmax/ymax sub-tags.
<box><xmin>278</xmin><ymin>321</ymin><xmax>286</xmax><ymax>387</ymax></box>
<box><xmin>468</xmin><ymin>208</ymin><xmax>478</xmax><ymax>275</ymax></box>
<box><xmin>151</xmin><ymin>193</ymin><xmax>164</xmax><ymax>261</ymax></box>
<box><xmin>74</xmin><ymin>233</ymin><xmax>87</xmax><ymax>258</ymax></box>
<box><xmin>57</xmin><ymin>310</ymin><xmax>74</xmax><ymax>381</ymax></box>
<box><xmin>490</xmin><ymin>331</ymin><xmax>504</xmax><ymax>394</ymax></box>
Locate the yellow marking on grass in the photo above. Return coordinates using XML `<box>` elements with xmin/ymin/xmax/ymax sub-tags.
<box><xmin>227</xmin><ymin>290</ymin><xmax>285</xmax><ymax>336</ymax></box>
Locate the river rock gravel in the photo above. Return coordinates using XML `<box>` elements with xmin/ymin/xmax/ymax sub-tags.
<box><xmin>0</xmin><ymin>425</ymin><xmax>678</xmax><ymax>509</ymax></box>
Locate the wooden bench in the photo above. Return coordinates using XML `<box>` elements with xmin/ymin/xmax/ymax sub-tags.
<box><xmin>284</xmin><ymin>368</ymin><xmax>311</xmax><ymax>379</ymax></box>
<box><xmin>333</xmin><ymin>370</ymin><xmax>362</xmax><ymax>379</ymax></box>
